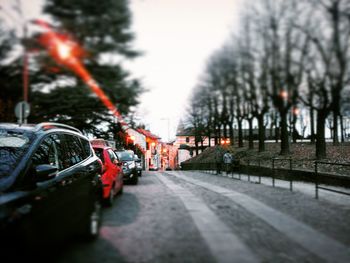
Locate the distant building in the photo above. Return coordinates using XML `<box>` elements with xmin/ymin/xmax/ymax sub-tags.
<box><xmin>137</xmin><ymin>128</ymin><xmax>161</xmax><ymax>170</ymax></box>
<box><xmin>174</xmin><ymin>123</ymin><xmax>276</xmax><ymax>166</ymax></box>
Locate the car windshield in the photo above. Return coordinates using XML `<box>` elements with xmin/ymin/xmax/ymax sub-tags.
<box><xmin>117</xmin><ymin>151</ymin><xmax>134</xmax><ymax>161</ymax></box>
<box><xmin>0</xmin><ymin>129</ymin><xmax>34</xmax><ymax>178</ymax></box>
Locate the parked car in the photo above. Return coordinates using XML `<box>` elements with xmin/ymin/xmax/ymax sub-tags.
<box><xmin>149</xmin><ymin>163</ymin><xmax>159</xmax><ymax>171</ymax></box>
<box><xmin>114</xmin><ymin>150</ymin><xmax>138</xmax><ymax>185</ymax></box>
<box><xmin>0</xmin><ymin>122</ymin><xmax>103</xmax><ymax>255</ymax></box>
<box><xmin>91</xmin><ymin>139</ymin><xmax>123</xmax><ymax>206</ymax></box>
<box><xmin>134</xmin><ymin>154</ymin><xmax>142</xmax><ymax>177</ymax></box>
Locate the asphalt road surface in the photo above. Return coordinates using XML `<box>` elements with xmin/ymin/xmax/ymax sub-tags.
<box><xmin>52</xmin><ymin>171</ymin><xmax>350</xmax><ymax>263</ymax></box>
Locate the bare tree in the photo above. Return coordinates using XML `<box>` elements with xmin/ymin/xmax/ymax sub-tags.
<box><xmin>298</xmin><ymin>0</ymin><xmax>350</xmax><ymax>158</ymax></box>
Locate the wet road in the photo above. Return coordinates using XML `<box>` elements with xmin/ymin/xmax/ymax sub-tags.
<box><xmin>55</xmin><ymin>171</ymin><xmax>350</xmax><ymax>263</ymax></box>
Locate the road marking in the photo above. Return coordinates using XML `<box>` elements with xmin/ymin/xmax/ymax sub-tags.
<box><xmin>155</xmin><ymin>173</ymin><xmax>259</xmax><ymax>263</ymax></box>
<box><xmin>172</xmin><ymin>172</ymin><xmax>350</xmax><ymax>263</ymax></box>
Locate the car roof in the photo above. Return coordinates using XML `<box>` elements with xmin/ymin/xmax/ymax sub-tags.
<box><xmin>0</xmin><ymin>122</ymin><xmax>82</xmax><ymax>135</ymax></box>
<box><xmin>92</xmin><ymin>144</ymin><xmax>111</xmax><ymax>150</ymax></box>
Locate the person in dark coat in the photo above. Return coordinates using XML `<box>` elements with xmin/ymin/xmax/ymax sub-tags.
<box><xmin>215</xmin><ymin>149</ymin><xmax>223</xmax><ymax>174</ymax></box>
<box><xmin>223</xmin><ymin>150</ymin><xmax>233</xmax><ymax>174</ymax></box>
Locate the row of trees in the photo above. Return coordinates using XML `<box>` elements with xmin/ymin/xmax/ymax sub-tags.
<box><xmin>186</xmin><ymin>0</ymin><xmax>350</xmax><ymax>159</ymax></box>
<box><xmin>0</xmin><ymin>0</ymin><xmax>143</xmax><ymax>139</ymax></box>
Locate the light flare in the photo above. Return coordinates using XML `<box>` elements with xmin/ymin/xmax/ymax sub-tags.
<box><xmin>57</xmin><ymin>42</ymin><xmax>71</xmax><ymax>60</ymax></box>
<box><xmin>36</xmin><ymin>20</ymin><xmax>128</xmax><ymax>129</ymax></box>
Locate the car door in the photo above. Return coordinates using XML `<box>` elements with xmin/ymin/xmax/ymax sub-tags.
<box><xmin>103</xmin><ymin>148</ymin><xmax>117</xmax><ymax>186</ymax></box>
<box><xmin>59</xmin><ymin>133</ymin><xmax>95</xmax><ymax>229</ymax></box>
<box><xmin>107</xmin><ymin>149</ymin><xmax>122</xmax><ymax>190</ymax></box>
<box><xmin>16</xmin><ymin>133</ymin><xmax>68</xmax><ymax>245</ymax></box>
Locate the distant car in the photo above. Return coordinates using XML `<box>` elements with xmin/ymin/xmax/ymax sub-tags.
<box><xmin>91</xmin><ymin>140</ymin><xmax>123</xmax><ymax>206</ymax></box>
<box><xmin>134</xmin><ymin>154</ymin><xmax>142</xmax><ymax>177</ymax></box>
<box><xmin>0</xmin><ymin>122</ymin><xmax>103</xmax><ymax>254</ymax></box>
<box><xmin>165</xmin><ymin>167</ymin><xmax>172</xmax><ymax>171</ymax></box>
<box><xmin>149</xmin><ymin>164</ymin><xmax>158</xmax><ymax>171</ymax></box>
<box><xmin>115</xmin><ymin>150</ymin><xmax>138</xmax><ymax>185</ymax></box>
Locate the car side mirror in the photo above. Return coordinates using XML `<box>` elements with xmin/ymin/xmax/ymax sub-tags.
<box><xmin>35</xmin><ymin>164</ymin><xmax>58</xmax><ymax>182</ymax></box>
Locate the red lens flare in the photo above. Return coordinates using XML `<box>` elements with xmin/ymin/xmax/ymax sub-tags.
<box><xmin>36</xmin><ymin>20</ymin><xmax>128</xmax><ymax>128</ymax></box>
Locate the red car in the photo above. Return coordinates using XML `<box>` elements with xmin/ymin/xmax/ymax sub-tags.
<box><xmin>91</xmin><ymin>139</ymin><xmax>123</xmax><ymax>206</ymax></box>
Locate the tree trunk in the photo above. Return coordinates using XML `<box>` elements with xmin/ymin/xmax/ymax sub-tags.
<box><xmin>248</xmin><ymin>118</ymin><xmax>254</xmax><ymax>149</ymax></box>
<box><xmin>340</xmin><ymin>114</ymin><xmax>345</xmax><ymax>143</ymax></box>
<box><xmin>229</xmin><ymin>122</ymin><xmax>234</xmax><ymax>146</ymax></box>
<box><xmin>274</xmin><ymin>114</ymin><xmax>279</xmax><ymax>143</ymax></box>
<box><xmin>269</xmin><ymin>115</ymin><xmax>274</xmax><ymax>140</ymax></box>
<box><xmin>195</xmin><ymin>140</ymin><xmax>199</xmax><ymax>155</ymax></box>
<box><xmin>280</xmin><ymin>111</ymin><xmax>290</xmax><ymax>155</ymax></box>
<box><xmin>238</xmin><ymin>119</ymin><xmax>243</xmax><ymax>147</ymax></box>
<box><xmin>214</xmin><ymin>125</ymin><xmax>219</xmax><ymax>145</ymax></box>
<box><xmin>310</xmin><ymin>107</ymin><xmax>315</xmax><ymax>143</ymax></box>
<box><xmin>316</xmin><ymin>110</ymin><xmax>327</xmax><ymax>159</ymax></box>
<box><xmin>258</xmin><ymin>114</ymin><xmax>265</xmax><ymax>152</ymax></box>
<box><xmin>292</xmin><ymin>113</ymin><xmax>298</xmax><ymax>143</ymax></box>
<box><xmin>333</xmin><ymin>112</ymin><xmax>339</xmax><ymax>145</ymax></box>
<box><xmin>223</xmin><ymin>123</ymin><xmax>227</xmax><ymax>139</ymax></box>
<box><xmin>208</xmin><ymin>128</ymin><xmax>211</xmax><ymax>147</ymax></box>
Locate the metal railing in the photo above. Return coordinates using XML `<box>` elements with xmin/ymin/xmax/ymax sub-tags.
<box><xmin>181</xmin><ymin>158</ymin><xmax>350</xmax><ymax>199</ymax></box>
<box><xmin>272</xmin><ymin>158</ymin><xmax>293</xmax><ymax>191</ymax></box>
<box><xmin>315</xmin><ymin>161</ymin><xmax>350</xmax><ymax>199</ymax></box>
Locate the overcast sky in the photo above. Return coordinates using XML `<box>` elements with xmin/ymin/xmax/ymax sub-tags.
<box><xmin>1</xmin><ymin>0</ymin><xmax>242</xmax><ymax>142</ymax></box>
<box><xmin>127</xmin><ymin>0</ymin><xmax>242</xmax><ymax>141</ymax></box>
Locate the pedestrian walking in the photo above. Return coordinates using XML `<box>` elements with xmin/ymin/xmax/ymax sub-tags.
<box><xmin>223</xmin><ymin>150</ymin><xmax>233</xmax><ymax>175</ymax></box>
<box><xmin>215</xmin><ymin>149</ymin><xmax>223</xmax><ymax>175</ymax></box>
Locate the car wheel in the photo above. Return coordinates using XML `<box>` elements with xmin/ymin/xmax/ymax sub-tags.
<box><xmin>105</xmin><ymin>186</ymin><xmax>115</xmax><ymax>207</ymax></box>
<box><xmin>118</xmin><ymin>184</ymin><xmax>123</xmax><ymax>195</ymax></box>
<box><xmin>131</xmin><ymin>174</ymin><xmax>138</xmax><ymax>185</ymax></box>
<box><xmin>81</xmin><ymin>199</ymin><xmax>102</xmax><ymax>241</ymax></box>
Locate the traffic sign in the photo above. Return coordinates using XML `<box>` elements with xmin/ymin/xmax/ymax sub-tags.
<box><xmin>15</xmin><ymin>101</ymin><xmax>30</xmax><ymax>124</ymax></box>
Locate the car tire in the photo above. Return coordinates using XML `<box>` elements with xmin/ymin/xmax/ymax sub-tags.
<box><xmin>105</xmin><ymin>186</ymin><xmax>115</xmax><ymax>207</ymax></box>
<box><xmin>131</xmin><ymin>174</ymin><xmax>138</xmax><ymax>185</ymax></box>
<box><xmin>81</xmin><ymin>199</ymin><xmax>102</xmax><ymax>241</ymax></box>
<box><xmin>118</xmin><ymin>184</ymin><xmax>123</xmax><ymax>195</ymax></box>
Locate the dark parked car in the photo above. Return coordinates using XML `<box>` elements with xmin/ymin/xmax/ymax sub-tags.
<box><xmin>134</xmin><ymin>154</ymin><xmax>142</xmax><ymax>177</ymax></box>
<box><xmin>115</xmin><ymin>150</ymin><xmax>138</xmax><ymax>185</ymax></box>
<box><xmin>0</xmin><ymin>122</ymin><xmax>103</xmax><ymax>256</ymax></box>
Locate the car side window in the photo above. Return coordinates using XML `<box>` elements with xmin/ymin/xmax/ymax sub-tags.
<box><xmin>32</xmin><ymin>134</ymin><xmax>62</xmax><ymax>170</ymax></box>
<box><xmin>80</xmin><ymin>138</ymin><xmax>92</xmax><ymax>159</ymax></box>
<box><xmin>107</xmin><ymin>149</ymin><xmax>117</xmax><ymax>162</ymax></box>
<box><xmin>62</xmin><ymin>134</ymin><xmax>85</xmax><ymax>167</ymax></box>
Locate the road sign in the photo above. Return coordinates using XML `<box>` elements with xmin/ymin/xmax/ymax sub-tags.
<box><xmin>15</xmin><ymin>101</ymin><xmax>30</xmax><ymax>124</ymax></box>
